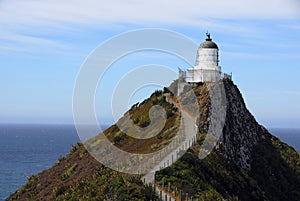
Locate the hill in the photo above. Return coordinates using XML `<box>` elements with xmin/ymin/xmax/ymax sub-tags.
<box><xmin>7</xmin><ymin>79</ymin><xmax>300</xmax><ymax>201</ymax></box>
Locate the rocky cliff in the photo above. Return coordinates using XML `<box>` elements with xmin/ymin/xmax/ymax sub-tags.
<box><xmin>222</xmin><ymin>79</ymin><xmax>266</xmax><ymax>169</ymax></box>
<box><xmin>156</xmin><ymin>79</ymin><xmax>300</xmax><ymax>200</ymax></box>
<box><xmin>7</xmin><ymin>79</ymin><xmax>300</xmax><ymax>201</ymax></box>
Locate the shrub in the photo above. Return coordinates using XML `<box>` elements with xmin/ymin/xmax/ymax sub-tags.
<box><xmin>113</xmin><ymin>133</ymin><xmax>126</xmax><ymax>144</ymax></box>
<box><xmin>61</xmin><ymin>163</ymin><xmax>78</xmax><ymax>181</ymax></box>
<box><xmin>54</xmin><ymin>185</ymin><xmax>70</xmax><ymax>196</ymax></box>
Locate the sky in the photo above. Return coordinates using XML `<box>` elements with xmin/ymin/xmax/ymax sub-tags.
<box><xmin>1</xmin><ymin>0</ymin><xmax>300</xmax><ymax>128</ymax></box>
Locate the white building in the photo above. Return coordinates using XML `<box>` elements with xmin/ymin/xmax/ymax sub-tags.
<box><xmin>187</xmin><ymin>33</ymin><xmax>221</xmax><ymax>83</ymax></box>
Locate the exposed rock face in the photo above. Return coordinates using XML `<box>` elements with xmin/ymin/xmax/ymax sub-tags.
<box><xmin>7</xmin><ymin>79</ymin><xmax>300</xmax><ymax>201</ymax></box>
<box><xmin>155</xmin><ymin>79</ymin><xmax>300</xmax><ymax>201</ymax></box>
<box><xmin>222</xmin><ymin>79</ymin><xmax>266</xmax><ymax>169</ymax></box>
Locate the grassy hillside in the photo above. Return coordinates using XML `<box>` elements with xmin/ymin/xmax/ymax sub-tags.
<box><xmin>8</xmin><ymin>142</ymin><xmax>158</xmax><ymax>201</ymax></box>
<box><xmin>155</xmin><ymin>132</ymin><xmax>300</xmax><ymax>200</ymax></box>
<box><xmin>7</xmin><ymin>89</ymin><xmax>179</xmax><ymax>201</ymax></box>
<box><xmin>7</xmin><ymin>80</ymin><xmax>300</xmax><ymax>201</ymax></box>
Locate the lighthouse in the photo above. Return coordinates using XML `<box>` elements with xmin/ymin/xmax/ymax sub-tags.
<box><xmin>187</xmin><ymin>33</ymin><xmax>221</xmax><ymax>83</ymax></box>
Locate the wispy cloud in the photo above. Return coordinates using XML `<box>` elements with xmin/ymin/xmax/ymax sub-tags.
<box><xmin>0</xmin><ymin>0</ymin><xmax>299</xmax><ymax>54</ymax></box>
<box><xmin>279</xmin><ymin>23</ymin><xmax>300</xmax><ymax>31</ymax></box>
<box><xmin>221</xmin><ymin>51</ymin><xmax>271</xmax><ymax>59</ymax></box>
<box><xmin>1</xmin><ymin>0</ymin><xmax>299</xmax><ymax>27</ymax></box>
<box><xmin>0</xmin><ymin>30</ymin><xmax>78</xmax><ymax>55</ymax></box>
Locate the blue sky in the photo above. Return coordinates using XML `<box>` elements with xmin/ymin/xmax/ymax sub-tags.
<box><xmin>1</xmin><ymin>0</ymin><xmax>300</xmax><ymax>128</ymax></box>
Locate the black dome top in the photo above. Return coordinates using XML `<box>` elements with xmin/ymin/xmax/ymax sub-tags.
<box><xmin>199</xmin><ymin>33</ymin><xmax>218</xmax><ymax>49</ymax></box>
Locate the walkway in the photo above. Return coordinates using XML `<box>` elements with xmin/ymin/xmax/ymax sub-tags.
<box><xmin>142</xmin><ymin>95</ymin><xmax>198</xmax><ymax>201</ymax></box>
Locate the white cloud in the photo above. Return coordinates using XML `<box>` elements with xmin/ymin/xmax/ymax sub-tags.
<box><xmin>0</xmin><ymin>0</ymin><xmax>299</xmax><ymax>53</ymax></box>
<box><xmin>1</xmin><ymin>0</ymin><xmax>299</xmax><ymax>26</ymax></box>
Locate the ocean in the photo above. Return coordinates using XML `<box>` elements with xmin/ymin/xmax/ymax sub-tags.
<box><xmin>0</xmin><ymin>124</ymin><xmax>299</xmax><ymax>200</ymax></box>
<box><xmin>269</xmin><ymin>128</ymin><xmax>300</xmax><ymax>153</ymax></box>
<box><xmin>0</xmin><ymin>124</ymin><xmax>79</xmax><ymax>200</ymax></box>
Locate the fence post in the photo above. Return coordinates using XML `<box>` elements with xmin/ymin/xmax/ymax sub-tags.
<box><xmin>179</xmin><ymin>190</ymin><xmax>182</xmax><ymax>201</ymax></box>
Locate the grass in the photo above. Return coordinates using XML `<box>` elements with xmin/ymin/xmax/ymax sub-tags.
<box><xmin>61</xmin><ymin>163</ymin><xmax>78</xmax><ymax>181</ymax></box>
<box><xmin>8</xmin><ymin>80</ymin><xmax>300</xmax><ymax>201</ymax></box>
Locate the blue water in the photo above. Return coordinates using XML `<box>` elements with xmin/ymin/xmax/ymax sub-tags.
<box><xmin>0</xmin><ymin>124</ymin><xmax>79</xmax><ymax>200</ymax></box>
<box><xmin>0</xmin><ymin>124</ymin><xmax>299</xmax><ymax>200</ymax></box>
<box><xmin>269</xmin><ymin>128</ymin><xmax>300</xmax><ymax>152</ymax></box>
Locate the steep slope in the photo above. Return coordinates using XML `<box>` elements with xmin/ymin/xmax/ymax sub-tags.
<box><xmin>7</xmin><ymin>142</ymin><xmax>157</xmax><ymax>201</ymax></box>
<box><xmin>7</xmin><ymin>90</ymin><xmax>178</xmax><ymax>201</ymax></box>
<box><xmin>155</xmin><ymin>79</ymin><xmax>300</xmax><ymax>200</ymax></box>
<box><xmin>7</xmin><ymin>79</ymin><xmax>300</xmax><ymax>201</ymax></box>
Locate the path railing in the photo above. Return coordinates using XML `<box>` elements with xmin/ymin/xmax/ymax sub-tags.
<box><xmin>141</xmin><ymin>94</ymin><xmax>199</xmax><ymax>201</ymax></box>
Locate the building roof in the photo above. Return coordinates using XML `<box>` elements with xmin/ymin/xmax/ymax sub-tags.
<box><xmin>199</xmin><ymin>33</ymin><xmax>218</xmax><ymax>49</ymax></box>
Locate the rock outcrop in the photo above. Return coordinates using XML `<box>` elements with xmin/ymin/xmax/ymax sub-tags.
<box><xmin>222</xmin><ymin>79</ymin><xmax>266</xmax><ymax>169</ymax></box>
<box><xmin>7</xmin><ymin>79</ymin><xmax>300</xmax><ymax>201</ymax></box>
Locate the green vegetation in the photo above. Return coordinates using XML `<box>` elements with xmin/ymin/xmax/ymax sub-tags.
<box><xmin>53</xmin><ymin>166</ymin><xmax>158</xmax><ymax>201</ymax></box>
<box><xmin>8</xmin><ymin>144</ymin><xmax>159</xmax><ymax>201</ymax></box>
<box><xmin>61</xmin><ymin>163</ymin><xmax>78</xmax><ymax>181</ymax></box>
<box><xmin>251</xmin><ymin>132</ymin><xmax>300</xmax><ymax>200</ymax></box>
<box><xmin>12</xmin><ymin>174</ymin><xmax>39</xmax><ymax>200</ymax></box>
<box><xmin>129</xmin><ymin>90</ymin><xmax>177</xmax><ymax>129</ymax></box>
<box><xmin>68</xmin><ymin>142</ymin><xmax>81</xmax><ymax>156</ymax></box>
<box><xmin>156</xmin><ymin>147</ymin><xmax>255</xmax><ymax>200</ymax></box>
<box><xmin>155</xmin><ymin>133</ymin><xmax>300</xmax><ymax>201</ymax></box>
<box><xmin>113</xmin><ymin>132</ymin><xmax>126</xmax><ymax>145</ymax></box>
<box><xmin>87</xmin><ymin>89</ymin><xmax>181</xmax><ymax>154</ymax></box>
<box><xmin>7</xmin><ymin>80</ymin><xmax>300</xmax><ymax>201</ymax></box>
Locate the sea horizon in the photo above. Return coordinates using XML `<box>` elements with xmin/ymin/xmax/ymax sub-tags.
<box><xmin>0</xmin><ymin>123</ymin><xmax>299</xmax><ymax>200</ymax></box>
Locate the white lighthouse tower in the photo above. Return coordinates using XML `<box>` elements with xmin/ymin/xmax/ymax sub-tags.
<box><xmin>187</xmin><ymin>33</ymin><xmax>221</xmax><ymax>83</ymax></box>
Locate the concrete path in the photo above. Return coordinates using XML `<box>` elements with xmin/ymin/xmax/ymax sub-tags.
<box><xmin>142</xmin><ymin>106</ymin><xmax>198</xmax><ymax>201</ymax></box>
